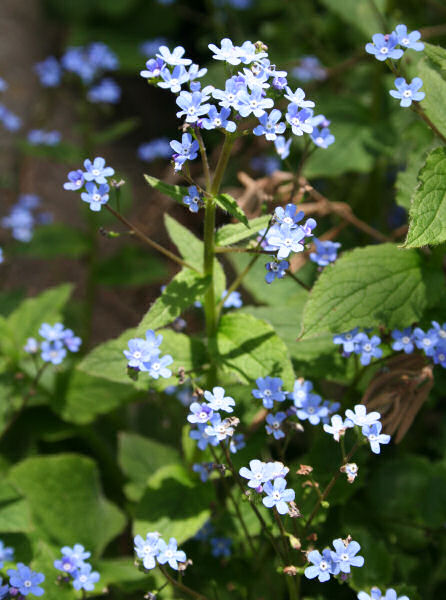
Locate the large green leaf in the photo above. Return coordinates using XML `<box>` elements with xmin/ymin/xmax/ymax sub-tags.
<box><xmin>216</xmin><ymin>312</ymin><xmax>295</xmax><ymax>388</ymax></box>
<box><xmin>419</xmin><ymin>58</ymin><xmax>446</xmax><ymax>139</ymax></box>
<box><xmin>301</xmin><ymin>244</ymin><xmax>439</xmax><ymax>337</ymax></box>
<box><xmin>215</xmin><ymin>215</ymin><xmax>270</xmax><ymax>246</ymax></box>
<box><xmin>144</xmin><ymin>174</ymin><xmax>188</xmax><ymax>204</ymax></box>
<box><xmin>118</xmin><ymin>432</ymin><xmax>180</xmax><ymax>501</ymax></box>
<box><xmin>404</xmin><ymin>147</ymin><xmax>446</xmax><ymax>247</ymax></box>
<box><xmin>319</xmin><ymin>0</ymin><xmax>386</xmax><ymax>36</ymax></box>
<box><xmin>214</xmin><ymin>193</ymin><xmax>248</xmax><ymax>226</ymax></box>
<box><xmin>9</xmin><ymin>454</ymin><xmax>126</xmax><ymax>555</ymax></box>
<box><xmin>424</xmin><ymin>42</ymin><xmax>446</xmax><ymax>72</ymax></box>
<box><xmin>133</xmin><ymin>465</ymin><xmax>213</xmax><ymax>545</ymax></box>
<box><xmin>0</xmin><ymin>284</ymin><xmax>73</xmax><ymax>361</ymax></box>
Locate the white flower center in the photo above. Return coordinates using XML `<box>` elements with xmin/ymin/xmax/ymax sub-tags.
<box><xmin>316</xmin><ymin>137</ymin><xmax>324</xmax><ymax>145</ymax></box>
<box><xmin>227</xmin><ymin>93</ymin><xmax>235</xmax><ymax>101</ymax></box>
<box><xmin>380</xmin><ymin>47</ymin><xmax>389</xmax><ymax>54</ymax></box>
<box><xmin>369</xmin><ymin>434</ymin><xmax>377</xmax><ymax>441</ymax></box>
<box><xmin>199</xmin><ymin>411</ymin><xmax>208</xmax><ymax>420</ymax></box>
<box><xmin>188</xmin><ymin>107</ymin><xmax>196</xmax><ymax>114</ymax></box>
<box><xmin>92</xmin><ymin>169</ymin><xmax>100</xmax><ymax>176</ymax></box>
<box><xmin>402</xmin><ymin>37</ymin><xmax>410</xmax><ymax>45</ymax></box>
<box><xmin>133</xmin><ymin>351</ymin><xmax>141</xmax><ymax>359</ymax></box>
<box><xmin>284</xmin><ymin>238</ymin><xmax>292</xmax><ymax>246</ymax></box>
<box><xmin>152</xmin><ymin>362</ymin><xmax>160</xmax><ymax>370</ymax></box>
<box><xmin>423</xmin><ymin>338</ymin><xmax>431</xmax><ymax>346</ymax></box>
<box><xmin>402</xmin><ymin>336</ymin><xmax>410</xmax><ymax>344</ymax></box>
<box><xmin>79</xmin><ymin>575</ymin><xmax>87</xmax><ymax>583</ymax></box>
<box><xmin>403</xmin><ymin>90</ymin><xmax>412</xmax><ymax>98</ymax></box>
<box><xmin>24</xmin><ymin>581</ymin><xmax>32</xmax><ymax>588</ymax></box>
<box><xmin>439</xmin><ymin>330</ymin><xmax>446</xmax><ymax>338</ymax></box>
<box><xmin>364</xmin><ymin>344</ymin><xmax>372</xmax><ymax>352</ymax></box>
<box><xmin>345</xmin><ymin>334</ymin><xmax>352</xmax><ymax>340</ymax></box>
<box><xmin>283</xmin><ymin>216</ymin><xmax>293</xmax><ymax>224</ymax></box>
<box><xmin>319</xmin><ymin>561</ymin><xmax>328</xmax><ymax>571</ymax></box>
<box><xmin>153</xmin><ymin>68</ymin><xmax>161</xmax><ymax>76</ymax></box>
<box><xmin>171</xmin><ymin>78</ymin><xmax>178</xmax><ymax>86</ymax></box>
<box><xmin>272</xmin><ymin>491</ymin><xmax>281</xmax><ymax>500</ymax></box>
<box><xmin>250</xmin><ymin>100</ymin><xmax>258</xmax><ymax>108</ymax></box>
<box><xmin>264</xmin><ymin>389</ymin><xmax>271</xmax><ymax>396</ymax></box>
<box><xmin>439</xmin><ymin>353</ymin><xmax>445</xmax><ymax>361</ymax></box>
<box><xmin>165</xmin><ymin>550</ymin><xmax>174</xmax><ymax>558</ymax></box>
<box><xmin>214</xmin><ymin>118</ymin><xmax>222</xmax><ymax>126</ymax></box>
<box><xmin>307</xmin><ymin>407</ymin><xmax>314</xmax><ymax>413</ymax></box>
<box><xmin>93</xmin><ymin>194</ymin><xmax>101</xmax><ymax>202</ymax></box>
<box><xmin>76</xmin><ymin>179</ymin><xmax>82</xmax><ymax>186</ymax></box>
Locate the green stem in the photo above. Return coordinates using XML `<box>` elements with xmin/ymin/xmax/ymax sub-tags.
<box><xmin>210</xmin><ymin>134</ymin><xmax>235</xmax><ymax>196</ymax></box>
<box><xmin>158</xmin><ymin>565</ymin><xmax>209</xmax><ymax>600</ymax></box>
<box><xmin>195</xmin><ymin>128</ymin><xmax>211</xmax><ymax>190</ymax></box>
<box><xmin>273</xmin><ymin>510</ymin><xmax>300</xmax><ymax>600</ymax></box>
<box><xmin>104</xmin><ymin>204</ymin><xmax>199</xmax><ymax>272</ymax></box>
<box><xmin>286</xmin><ymin>270</ymin><xmax>311</xmax><ymax>291</ymax></box>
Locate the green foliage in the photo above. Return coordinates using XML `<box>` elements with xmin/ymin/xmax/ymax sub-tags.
<box><xmin>424</xmin><ymin>42</ymin><xmax>446</xmax><ymax>71</ymax></box>
<box><xmin>8</xmin><ymin>454</ymin><xmax>126</xmax><ymax>555</ymax></box>
<box><xmin>319</xmin><ymin>0</ymin><xmax>386</xmax><ymax>37</ymax></box>
<box><xmin>405</xmin><ymin>147</ymin><xmax>446</xmax><ymax>247</ymax></box>
<box><xmin>96</xmin><ymin>245</ymin><xmax>167</xmax><ymax>287</ymax></box>
<box><xmin>419</xmin><ymin>58</ymin><xmax>446</xmax><ymax>139</ymax></box>
<box><xmin>91</xmin><ymin>117</ymin><xmax>139</xmax><ymax>145</ymax></box>
<box><xmin>215</xmin><ymin>215</ymin><xmax>270</xmax><ymax>246</ymax></box>
<box><xmin>302</xmin><ymin>244</ymin><xmax>440</xmax><ymax>337</ymax></box>
<box><xmin>11</xmin><ymin>225</ymin><xmax>89</xmax><ymax>259</ymax></box>
<box><xmin>144</xmin><ymin>175</ymin><xmax>188</xmax><ymax>204</ymax></box>
<box><xmin>214</xmin><ymin>193</ymin><xmax>248</xmax><ymax>226</ymax></box>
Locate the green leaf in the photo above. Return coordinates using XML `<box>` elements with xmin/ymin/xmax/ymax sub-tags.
<box><xmin>424</xmin><ymin>42</ymin><xmax>446</xmax><ymax>71</ymax></box>
<box><xmin>0</xmin><ymin>499</ymin><xmax>32</xmax><ymax>533</ymax></box>
<box><xmin>12</xmin><ymin>225</ymin><xmax>89</xmax><ymax>259</ymax></box>
<box><xmin>144</xmin><ymin>174</ymin><xmax>188</xmax><ymax>204</ymax></box>
<box><xmin>318</xmin><ymin>0</ymin><xmax>386</xmax><ymax>37</ymax></box>
<box><xmin>118</xmin><ymin>432</ymin><xmax>180</xmax><ymax>501</ymax></box>
<box><xmin>133</xmin><ymin>465</ymin><xmax>213</xmax><ymax>545</ymax></box>
<box><xmin>404</xmin><ymin>147</ymin><xmax>446</xmax><ymax>247</ymax></box>
<box><xmin>9</xmin><ymin>454</ymin><xmax>126</xmax><ymax>555</ymax></box>
<box><xmin>1</xmin><ymin>284</ymin><xmax>73</xmax><ymax>361</ymax></box>
<box><xmin>217</xmin><ymin>312</ymin><xmax>295</xmax><ymax>388</ymax></box>
<box><xmin>396</xmin><ymin>151</ymin><xmax>426</xmax><ymax>212</ymax></box>
<box><xmin>96</xmin><ymin>246</ymin><xmax>167</xmax><ymax>287</ymax></box>
<box><xmin>215</xmin><ymin>193</ymin><xmax>248</xmax><ymax>226</ymax></box>
<box><xmin>419</xmin><ymin>58</ymin><xmax>446</xmax><ymax>139</ymax></box>
<box><xmin>215</xmin><ymin>215</ymin><xmax>270</xmax><ymax>246</ymax></box>
<box><xmin>92</xmin><ymin>117</ymin><xmax>139</xmax><ymax>145</ymax></box>
<box><xmin>302</xmin><ymin>244</ymin><xmax>439</xmax><ymax>337</ymax></box>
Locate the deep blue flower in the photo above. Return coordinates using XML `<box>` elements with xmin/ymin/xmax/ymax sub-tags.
<box><xmin>0</xmin><ymin>248</ymin><xmax>3</xmax><ymax>265</ymax></box>
<box><xmin>285</xmin><ymin>104</ymin><xmax>313</xmax><ymax>136</ymax></box>
<box><xmin>310</xmin><ymin>238</ymin><xmax>341</xmax><ymax>267</ymax></box>
<box><xmin>41</xmin><ymin>341</ymin><xmax>67</xmax><ymax>365</ymax></box>
<box><xmin>237</xmin><ymin>86</ymin><xmax>274</xmax><ymax>118</ymax></box>
<box><xmin>250</xmin><ymin>156</ymin><xmax>280</xmax><ymax>175</ymax></box>
<box><xmin>7</xmin><ymin>564</ymin><xmax>45</xmax><ymax>596</ymax></box>
<box><xmin>265</xmin><ymin>412</ymin><xmax>287</xmax><ymax>440</ymax></box>
<box><xmin>176</xmin><ymin>90</ymin><xmax>211</xmax><ymax>123</ymax></box>
<box><xmin>156</xmin><ymin>46</ymin><xmax>192</xmax><ymax>66</ymax></box>
<box><xmin>134</xmin><ymin>533</ymin><xmax>160</xmax><ymax>570</ymax></box>
<box><xmin>362</xmin><ymin>422</ymin><xmax>391</xmax><ymax>454</ymax></box>
<box><xmin>345</xmin><ymin>404</ymin><xmax>381</xmax><ymax>428</ymax></box>
<box><xmin>394</xmin><ymin>24</ymin><xmax>424</xmax><ymax>51</ymax></box>
<box><xmin>210</xmin><ymin>537</ymin><xmax>232</xmax><ymax>558</ymax></box>
<box><xmin>267</xmin><ymin>223</ymin><xmax>306</xmax><ymax>259</ymax></box>
<box><xmin>0</xmin><ymin>578</ymin><xmax>8</xmax><ymax>600</ymax></box>
<box><xmin>323</xmin><ymin>414</ymin><xmax>353</xmax><ymax>441</ymax></box>
<box><xmin>229</xmin><ymin>433</ymin><xmax>246</xmax><ymax>454</ymax></box>
<box><xmin>61</xmin><ymin>46</ymin><xmax>95</xmax><ymax>82</ymax></box>
<box><xmin>88</xmin><ymin>78</ymin><xmax>121</xmax><ymax>104</ymax></box>
<box><xmin>354</xmin><ymin>333</ymin><xmax>383</xmax><ymax>365</ymax></box>
<box><xmin>34</xmin><ymin>56</ymin><xmax>62</xmax><ymax>87</ymax></box>
<box><xmin>265</xmin><ymin>259</ymin><xmax>289</xmax><ymax>283</ymax></box>
<box><xmin>83</xmin><ymin>157</ymin><xmax>115</xmax><ymax>184</ymax></box>
<box><xmin>284</xmin><ymin>87</ymin><xmax>315</xmax><ymax>108</ymax></box>
<box><xmin>158</xmin><ymin>65</ymin><xmax>190</xmax><ymax>93</ymax></box>
<box><xmin>212</xmin><ymin>76</ymin><xmax>247</xmax><ymax>110</ymax></box>
<box><xmin>222</xmin><ymin>290</ymin><xmax>243</xmax><ymax>309</ymax></box>
<box><xmin>331</xmin><ymin>538</ymin><xmax>364</xmax><ymax>573</ymax></box>
<box><xmin>289</xmin><ymin>378</ymin><xmax>313</xmax><ymax>408</ymax></box>
<box><xmin>170</xmin><ymin>132</ymin><xmax>199</xmax><ymax>171</ymax></box>
<box><xmin>432</xmin><ymin>321</ymin><xmax>446</xmax><ymax>341</ymax></box>
<box><xmin>274</xmin><ymin>136</ymin><xmax>291</xmax><ymax>159</ymax></box>
<box><xmin>333</xmin><ymin>328</ymin><xmax>360</xmax><ymax>354</ymax></box>
<box><xmin>274</xmin><ymin>204</ymin><xmax>304</xmax><ymax>227</ymax></box>
<box><xmin>187</xmin><ymin>402</ymin><xmax>213</xmax><ymax>424</ymax></box>
<box><xmin>60</xmin><ymin>544</ymin><xmax>90</xmax><ymax>567</ymax></box>
<box><xmin>296</xmin><ymin>393</ymin><xmax>328</xmax><ymax>425</ymax></box>
<box><xmin>140</xmin><ymin>57</ymin><xmax>165</xmax><ymax>79</ymax></box>
<box><xmin>192</xmin><ymin>462</ymin><xmax>214</xmax><ymax>482</ymax></box>
<box><xmin>413</xmin><ymin>327</ymin><xmax>437</xmax><ymax>356</ymax></box>
<box><xmin>311</xmin><ymin>126</ymin><xmax>335</xmax><ymax>148</ymax></box>
<box><xmin>305</xmin><ymin>549</ymin><xmax>339</xmax><ymax>582</ymax></box>
<box><xmin>202</xmin><ymin>106</ymin><xmax>236</xmax><ymax>132</ymax></box>
<box><xmin>365</xmin><ymin>33</ymin><xmax>404</xmax><ymax>61</ymax></box>
<box><xmin>391</xmin><ymin>328</ymin><xmax>414</xmax><ymax>353</ymax></box>
<box><xmin>80</xmin><ymin>182</ymin><xmax>110</xmax><ymax>212</ymax></box>
<box><xmin>194</xmin><ymin>521</ymin><xmax>215</xmax><ymax>542</ymax></box>
<box><xmin>87</xmin><ymin>42</ymin><xmax>118</xmax><ymax>71</ymax></box>
<box><xmin>63</xmin><ymin>170</ymin><xmax>85</xmax><ymax>191</ymax></box>
<box><xmin>157</xmin><ymin>538</ymin><xmax>186</xmax><ymax>570</ymax></box>
<box><xmin>124</xmin><ymin>335</ymin><xmax>160</xmax><ymax>369</ymax></box>
<box><xmin>54</xmin><ymin>555</ymin><xmax>78</xmax><ymax>574</ymax></box>
<box><xmin>183</xmin><ymin>185</ymin><xmax>204</xmax><ymax>213</ymax></box>
<box><xmin>62</xmin><ymin>329</ymin><xmax>82</xmax><ymax>353</ymax></box>
<box><xmin>272</xmin><ymin>76</ymin><xmax>287</xmax><ymax>90</ymax></box>
<box><xmin>389</xmin><ymin>77</ymin><xmax>425</xmax><ymax>107</ymax></box>
<box><xmin>72</xmin><ymin>564</ymin><xmax>100</xmax><ymax>591</ymax></box>
<box><xmin>433</xmin><ymin>342</ymin><xmax>446</xmax><ymax>368</ymax></box>
<box><xmin>0</xmin><ymin>541</ymin><xmax>13</xmax><ymax>568</ymax></box>
<box><xmin>208</xmin><ymin>38</ymin><xmax>242</xmax><ymax>65</ymax></box>
<box><xmin>252</xmin><ymin>376</ymin><xmax>285</xmax><ymax>408</ymax></box>
<box><xmin>204</xmin><ymin>386</ymin><xmax>235</xmax><ymax>412</ymax></box>
<box><xmin>190</xmin><ymin>423</ymin><xmax>220</xmax><ymax>450</ymax></box>
<box><xmin>262</xmin><ymin>477</ymin><xmax>295</xmax><ymax>514</ymax></box>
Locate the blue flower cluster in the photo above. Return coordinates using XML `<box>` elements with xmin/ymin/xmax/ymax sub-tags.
<box><xmin>193</xmin><ymin>522</ymin><xmax>233</xmax><ymax>558</ymax></box>
<box><xmin>239</xmin><ymin>459</ymin><xmax>294</xmax><ymax>514</ymax></box>
<box><xmin>392</xmin><ymin>322</ymin><xmax>446</xmax><ymax>367</ymax></box>
<box><xmin>305</xmin><ymin>537</ymin><xmax>364</xmax><ymax>583</ymax></box>
<box><xmin>0</xmin><ymin>540</ymin><xmax>14</xmax><ymax>568</ymax></box>
<box><xmin>24</xmin><ymin>323</ymin><xmax>82</xmax><ymax>365</ymax></box>
<box><xmin>365</xmin><ymin>24</ymin><xmax>425</xmax><ymax>108</ymax></box>
<box><xmin>309</xmin><ymin>238</ymin><xmax>341</xmax><ymax>267</ymax></box>
<box><xmin>124</xmin><ymin>329</ymin><xmax>173</xmax><ymax>379</ymax></box>
<box><xmin>0</xmin><ymin>78</ymin><xmax>21</xmax><ymax>132</ymax></box>
<box><xmin>35</xmin><ymin>43</ymin><xmax>120</xmax><ymax>104</ymax></box>
<box><xmin>188</xmin><ymin>386</ymin><xmax>237</xmax><ymax>449</ymax></box>
<box><xmin>63</xmin><ymin>157</ymin><xmax>115</xmax><ymax>212</ymax></box>
<box><xmin>140</xmin><ymin>39</ymin><xmax>334</xmax><ymax>172</ymax></box>
<box><xmin>3</xmin><ymin>564</ymin><xmax>45</xmax><ymax>597</ymax></box>
<box><xmin>27</xmin><ymin>130</ymin><xmax>61</xmax><ymax>146</ymax></box>
<box><xmin>137</xmin><ymin>138</ymin><xmax>172</xmax><ymax>162</ymax></box>
<box><xmin>358</xmin><ymin>587</ymin><xmax>409</xmax><ymax>600</ymax></box>
<box><xmin>182</xmin><ymin>185</ymin><xmax>204</xmax><ymax>213</ymax></box>
<box><xmin>54</xmin><ymin>544</ymin><xmax>100</xmax><ymax>592</ymax></box>
<box><xmin>134</xmin><ymin>533</ymin><xmax>186</xmax><ymax>571</ymax></box>
<box><xmin>333</xmin><ymin>328</ymin><xmax>383</xmax><ymax>365</ymax></box>
<box><xmin>1</xmin><ymin>195</ymin><xmax>51</xmax><ymax>242</ymax></box>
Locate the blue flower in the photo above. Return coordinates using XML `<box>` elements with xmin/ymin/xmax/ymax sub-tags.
<box><xmin>365</xmin><ymin>33</ymin><xmax>404</xmax><ymax>61</ymax></box>
<box><xmin>183</xmin><ymin>185</ymin><xmax>204</xmax><ymax>213</ymax></box>
<box><xmin>157</xmin><ymin>538</ymin><xmax>186</xmax><ymax>570</ymax></box>
<box><xmin>140</xmin><ymin>57</ymin><xmax>165</xmax><ymax>79</ymax></box>
<box><xmin>1</xmin><ymin>205</ymin><xmax>34</xmax><ymax>242</ymax></box>
<box><xmin>156</xmin><ymin>46</ymin><xmax>192</xmax><ymax>66</ymax></box>
<box><xmin>41</xmin><ymin>340</ymin><xmax>67</xmax><ymax>365</ymax></box>
<box><xmin>72</xmin><ymin>564</ymin><xmax>100</xmax><ymax>591</ymax></box>
<box><xmin>239</xmin><ymin>459</ymin><xmax>273</xmax><ymax>488</ymax></box>
<box><xmin>27</xmin><ymin>126</ymin><xmax>60</xmax><ymax>144</ymax></box>
<box><xmin>222</xmin><ymin>290</ymin><xmax>243</xmax><ymax>308</ymax></box>
<box><xmin>140</xmin><ymin>38</ymin><xmax>168</xmax><ymax>57</ymax></box>
<box><xmin>170</xmin><ymin>132</ymin><xmax>199</xmax><ymax>171</ymax></box>
<box><xmin>292</xmin><ymin>56</ymin><xmax>326</xmax><ymax>82</ymax></box>
<box><xmin>7</xmin><ymin>564</ymin><xmax>45</xmax><ymax>597</ymax></box>
<box><xmin>62</xmin><ymin>329</ymin><xmax>82</xmax><ymax>353</ymax></box>
<box><xmin>143</xmin><ymin>354</ymin><xmax>173</xmax><ymax>379</ymax></box>
<box><xmin>202</xmin><ymin>106</ymin><xmax>236</xmax><ymax>133</ymax></box>
<box><xmin>134</xmin><ymin>533</ymin><xmax>160</xmax><ymax>570</ymax></box>
<box><xmin>433</xmin><ymin>342</ymin><xmax>446</xmax><ymax>368</ymax></box>
<box><xmin>296</xmin><ymin>394</ymin><xmax>328</xmax><ymax>425</ymax></box>
<box><xmin>274</xmin><ymin>204</ymin><xmax>304</xmax><ymax>227</ymax></box>
<box><xmin>237</xmin><ymin>86</ymin><xmax>274</xmax><ymax>118</ymax></box>
<box><xmin>432</xmin><ymin>321</ymin><xmax>446</xmax><ymax>341</ymax></box>
<box><xmin>38</xmin><ymin>323</ymin><xmax>66</xmax><ymax>341</ymax></box>
<box><xmin>194</xmin><ymin>521</ymin><xmax>215</xmax><ymax>541</ymax></box>
<box><xmin>60</xmin><ymin>544</ymin><xmax>90</xmax><ymax>566</ymax></box>
<box><xmin>345</xmin><ymin>404</ymin><xmax>381</xmax><ymax>427</ymax></box>
<box><xmin>262</xmin><ymin>477</ymin><xmax>295</xmax><ymax>514</ymax></box>
<box><xmin>0</xmin><ymin>248</ymin><xmax>3</xmax><ymax>264</ymax></box>
<box><xmin>274</xmin><ymin>136</ymin><xmax>291</xmax><ymax>159</ymax></box>
<box><xmin>343</xmin><ymin>462</ymin><xmax>359</xmax><ymax>483</ymax></box>
<box><xmin>124</xmin><ymin>334</ymin><xmax>161</xmax><ymax>369</ymax></box>
<box><xmin>176</xmin><ymin>90</ymin><xmax>211</xmax><ymax>123</ymax></box>
<box><xmin>187</xmin><ymin>402</ymin><xmax>213</xmax><ymax>424</ymax></box>
<box><xmin>383</xmin><ymin>590</ymin><xmax>409</xmax><ymax>600</ymax></box>
<box><xmin>0</xmin><ymin>578</ymin><xmax>9</xmax><ymax>600</ymax></box>
<box><xmin>331</xmin><ymin>538</ymin><xmax>364</xmax><ymax>573</ymax></box>
<box><xmin>187</xmin><ymin>64</ymin><xmax>208</xmax><ymax>82</ymax></box>
<box><xmin>265</xmin><ymin>259</ymin><xmax>289</xmax><ymax>284</ymax></box>
<box><xmin>391</xmin><ymin>328</ymin><xmax>414</xmax><ymax>353</ymax></box>
<box><xmin>265</xmin><ymin>412</ymin><xmax>287</xmax><ymax>440</ymax></box>
<box><xmin>394</xmin><ymin>24</ymin><xmax>424</xmax><ymax>51</ymax></box>
<box><xmin>210</xmin><ymin>537</ymin><xmax>232</xmax><ymax>558</ymax></box>
<box><xmin>34</xmin><ymin>56</ymin><xmax>61</xmax><ymax>87</ymax></box>
<box><xmin>304</xmin><ymin>549</ymin><xmax>339</xmax><ymax>582</ymax></box>
<box><xmin>358</xmin><ymin>587</ymin><xmax>383</xmax><ymax>600</ymax></box>
<box><xmin>311</xmin><ymin>127</ymin><xmax>335</xmax><ymax>148</ymax></box>
<box><xmin>192</xmin><ymin>462</ymin><xmax>214</xmax><ymax>482</ymax></box>
<box><xmin>205</xmin><ymin>414</ymin><xmax>235</xmax><ymax>442</ymax></box>
<box><xmin>272</xmin><ymin>76</ymin><xmax>287</xmax><ymax>90</ymax></box>
<box><xmin>237</xmin><ymin>40</ymin><xmax>267</xmax><ymax>64</ymax></box>
<box><xmin>137</xmin><ymin>138</ymin><xmax>171</xmax><ymax>162</ymax></box>
<box><xmin>0</xmin><ymin>541</ymin><xmax>13</xmax><ymax>568</ymax></box>
<box><xmin>204</xmin><ymin>386</ymin><xmax>235</xmax><ymax>412</ymax></box>
<box><xmin>208</xmin><ymin>38</ymin><xmax>242</xmax><ymax>65</ymax></box>
<box><xmin>0</xmin><ymin>106</ymin><xmax>22</xmax><ymax>131</ymax></box>
<box><xmin>88</xmin><ymin>78</ymin><xmax>121</xmax><ymax>104</ymax></box>
<box><xmin>252</xmin><ymin>376</ymin><xmax>285</xmax><ymax>408</ymax></box>
<box><xmin>212</xmin><ymin>76</ymin><xmax>247</xmax><ymax>110</ymax></box>
<box><xmin>64</xmin><ymin>170</ymin><xmax>85</xmax><ymax>191</ymax></box>
<box><xmin>284</xmin><ymin>87</ymin><xmax>315</xmax><ymax>108</ymax></box>
<box><xmin>158</xmin><ymin>65</ymin><xmax>190</xmax><ymax>93</ymax></box>
<box><xmin>266</xmin><ymin>223</ymin><xmax>306</xmax><ymax>259</ymax></box>
<box><xmin>333</xmin><ymin>328</ymin><xmax>360</xmax><ymax>354</ymax></box>
<box><xmin>354</xmin><ymin>333</ymin><xmax>383</xmax><ymax>365</ymax></box>
<box><xmin>389</xmin><ymin>77</ymin><xmax>425</xmax><ymax>107</ymax></box>
<box><xmin>87</xmin><ymin>42</ymin><xmax>118</xmax><ymax>71</ymax></box>
<box><xmin>289</xmin><ymin>378</ymin><xmax>313</xmax><ymax>407</ymax></box>
<box><xmin>413</xmin><ymin>327</ymin><xmax>437</xmax><ymax>356</ymax></box>
<box><xmin>362</xmin><ymin>422</ymin><xmax>391</xmax><ymax>454</ymax></box>
<box><xmin>190</xmin><ymin>423</ymin><xmax>220</xmax><ymax>450</ymax></box>
<box><xmin>285</xmin><ymin>104</ymin><xmax>313</xmax><ymax>136</ymax></box>
<box><xmin>310</xmin><ymin>239</ymin><xmax>341</xmax><ymax>267</ymax></box>
<box><xmin>229</xmin><ymin>433</ymin><xmax>246</xmax><ymax>454</ymax></box>
<box><xmin>54</xmin><ymin>555</ymin><xmax>78</xmax><ymax>574</ymax></box>
<box><xmin>83</xmin><ymin>157</ymin><xmax>115</xmax><ymax>184</ymax></box>
<box><xmin>323</xmin><ymin>414</ymin><xmax>353</xmax><ymax>441</ymax></box>
<box><xmin>81</xmin><ymin>182</ymin><xmax>110</xmax><ymax>212</ymax></box>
